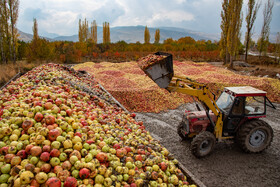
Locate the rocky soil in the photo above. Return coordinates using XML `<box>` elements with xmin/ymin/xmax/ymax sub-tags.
<box><xmin>136</xmin><ymin>103</ymin><xmax>280</xmax><ymax>187</ymax></box>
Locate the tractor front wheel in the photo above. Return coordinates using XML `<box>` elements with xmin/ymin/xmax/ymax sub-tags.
<box><xmin>177</xmin><ymin>121</ymin><xmax>190</xmax><ymax>140</ymax></box>
<box><xmin>190</xmin><ymin>131</ymin><xmax>216</xmax><ymax>158</ymax></box>
<box><xmin>236</xmin><ymin>119</ymin><xmax>273</xmax><ymax>153</ymax></box>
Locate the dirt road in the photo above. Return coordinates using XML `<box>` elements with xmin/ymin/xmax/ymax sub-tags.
<box><xmin>135</xmin><ymin>103</ymin><xmax>280</xmax><ymax>187</ymax></box>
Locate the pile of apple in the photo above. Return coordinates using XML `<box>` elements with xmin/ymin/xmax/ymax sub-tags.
<box><xmin>137</xmin><ymin>54</ymin><xmax>167</xmax><ymax>70</ymax></box>
<box><xmin>0</xmin><ymin>64</ymin><xmax>196</xmax><ymax>186</ymax></box>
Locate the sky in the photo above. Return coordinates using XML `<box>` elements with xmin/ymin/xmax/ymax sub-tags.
<box><xmin>17</xmin><ymin>0</ymin><xmax>280</xmax><ymax>38</ymax></box>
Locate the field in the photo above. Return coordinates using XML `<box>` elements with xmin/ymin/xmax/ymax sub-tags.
<box><xmin>74</xmin><ymin>60</ymin><xmax>280</xmax><ymax>113</ymax></box>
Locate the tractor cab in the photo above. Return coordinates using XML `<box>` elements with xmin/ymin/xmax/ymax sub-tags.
<box><xmin>216</xmin><ymin>86</ymin><xmax>274</xmax><ymax>135</ymax></box>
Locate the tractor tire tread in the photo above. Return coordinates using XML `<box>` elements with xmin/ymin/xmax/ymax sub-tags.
<box><xmin>236</xmin><ymin>119</ymin><xmax>273</xmax><ymax>153</ymax></box>
<box><xmin>191</xmin><ymin>131</ymin><xmax>215</xmax><ymax>158</ymax></box>
<box><xmin>177</xmin><ymin>121</ymin><xmax>189</xmax><ymax>140</ymax></box>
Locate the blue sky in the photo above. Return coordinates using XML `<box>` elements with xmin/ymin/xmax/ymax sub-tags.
<box><xmin>18</xmin><ymin>0</ymin><xmax>280</xmax><ymax>38</ymax></box>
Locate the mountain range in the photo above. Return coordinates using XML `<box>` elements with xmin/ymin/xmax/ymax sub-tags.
<box><xmin>18</xmin><ymin>25</ymin><xmax>220</xmax><ymax>43</ymax></box>
<box><xmin>18</xmin><ymin>25</ymin><xmax>278</xmax><ymax>43</ymax></box>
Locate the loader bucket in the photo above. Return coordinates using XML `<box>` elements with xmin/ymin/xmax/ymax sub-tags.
<box><xmin>138</xmin><ymin>52</ymin><xmax>174</xmax><ymax>88</ymax></box>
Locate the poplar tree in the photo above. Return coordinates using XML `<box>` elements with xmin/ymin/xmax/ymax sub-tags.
<box><xmin>8</xmin><ymin>0</ymin><xmax>19</xmax><ymax>63</ymax></box>
<box><xmin>226</xmin><ymin>0</ymin><xmax>243</xmax><ymax>69</ymax></box>
<box><xmin>154</xmin><ymin>29</ymin><xmax>160</xmax><ymax>44</ymax></box>
<box><xmin>244</xmin><ymin>0</ymin><xmax>260</xmax><ymax>62</ymax></box>
<box><xmin>78</xmin><ymin>19</ymin><xmax>82</xmax><ymax>42</ymax></box>
<box><xmin>144</xmin><ymin>26</ymin><xmax>150</xmax><ymax>44</ymax></box>
<box><xmin>220</xmin><ymin>0</ymin><xmax>230</xmax><ymax>65</ymax></box>
<box><xmin>83</xmin><ymin>18</ymin><xmax>89</xmax><ymax>42</ymax></box>
<box><xmin>78</xmin><ymin>18</ymin><xmax>89</xmax><ymax>42</ymax></box>
<box><xmin>90</xmin><ymin>20</ymin><xmax>97</xmax><ymax>44</ymax></box>
<box><xmin>275</xmin><ymin>32</ymin><xmax>280</xmax><ymax>63</ymax></box>
<box><xmin>0</xmin><ymin>0</ymin><xmax>6</xmax><ymax>63</ymax></box>
<box><xmin>33</xmin><ymin>18</ymin><xmax>39</xmax><ymax>41</ymax></box>
<box><xmin>103</xmin><ymin>22</ymin><xmax>110</xmax><ymax>44</ymax></box>
<box><xmin>1</xmin><ymin>0</ymin><xmax>11</xmax><ymax>63</ymax></box>
<box><xmin>258</xmin><ymin>0</ymin><xmax>274</xmax><ymax>57</ymax></box>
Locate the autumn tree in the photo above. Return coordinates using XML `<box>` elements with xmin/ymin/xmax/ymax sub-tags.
<box><xmin>258</xmin><ymin>0</ymin><xmax>274</xmax><ymax>57</ymax></box>
<box><xmin>154</xmin><ymin>29</ymin><xmax>160</xmax><ymax>44</ymax></box>
<box><xmin>78</xmin><ymin>18</ymin><xmax>89</xmax><ymax>42</ymax></box>
<box><xmin>8</xmin><ymin>0</ymin><xmax>19</xmax><ymax>63</ymax></box>
<box><xmin>90</xmin><ymin>20</ymin><xmax>97</xmax><ymax>44</ymax></box>
<box><xmin>0</xmin><ymin>0</ymin><xmax>6</xmax><ymax>63</ymax></box>
<box><xmin>103</xmin><ymin>22</ymin><xmax>110</xmax><ymax>44</ymax></box>
<box><xmin>29</xmin><ymin>18</ymin><xmax>53</xmax><ymax>61</ymax></box>
<box><xmin>144</xmin><ymin>26</ymin><xmax>150</xmax><ymax>44</ymax></box>
<box><xmin>0</xmin><ymin>0</ymin><xmax>19</xmax><ymax>63</ymax></box>
<box><xmin>33</xmin><ymin>18</ymin><xmax>39</xmax><ymax>41</ymax></box>
<box><xmin>244</xmin><ymin>0</ymin><xmax>260</xmax><ymax>62</ymax></box>
<box><xmin>275</xmin><ymin>32</ymin><xmax>280</xmax><ymax>63</ymax></box>
<box><xmin>227</xmin><ymin>0</ymin><xmax>243</xmax><ymax>69</ymax></box>
<box><xmin>220</xmin><ymin>0</ymin><xmax>230</xmax><ymax>65</ymax></box>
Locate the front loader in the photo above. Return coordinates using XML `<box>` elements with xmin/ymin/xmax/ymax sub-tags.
<box><xmin>138</xmin><ymin>52</ymin><xmax>276</xmax><ymax>158</ymax></box>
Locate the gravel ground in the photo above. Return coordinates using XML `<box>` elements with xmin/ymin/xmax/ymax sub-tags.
<box><xmin>135</xmin><ymin>103</ymin><xmax>280</xmax><ymax>187</ymax></box>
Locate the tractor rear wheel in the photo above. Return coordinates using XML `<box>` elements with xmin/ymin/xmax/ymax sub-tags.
<box><xmin>190</xmin><ymin>131</ymin><xmax>216</xmax><ymax>158</ymax></box>
<box><xmin>177</xmin><ymin>121</ymin><xmax>189</xmax><ymax>140</ymax></box>
<box><xmin>236</xmin><ymin>119</ymin><xmax>273</xmax><ymax>153</ymax></box>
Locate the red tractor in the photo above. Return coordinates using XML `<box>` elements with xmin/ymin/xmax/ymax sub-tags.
<box><xmin>139</xmin><ymin>52</ymin><xmax>276</xmax><ymax>158</ymax></box>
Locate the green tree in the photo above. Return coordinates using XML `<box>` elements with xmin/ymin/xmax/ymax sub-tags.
<box><xmin>227</xmin><ymin>0</ymin><xmax>243</xmax><ymax>69</ymax></box>
<box><xmin>144</xmin><ymin>26</ymin><xmax>150</xmax><ymax>44</ymax></box>
<box><xmin>154</xmin><ymin>29</ymin><xmax>160</xmax><ymax>44</ymax></box>
<box><xmin>103</xmin><ymin>22</ymin><xmax>110</xmax><ymax>44</ymax></box>
<box><xmin>244</xmin><ymin>0</ymin><xmax>260</xmax><ymax>62</ymax></box>
<box><xmin>258</xmin><ymin>0</ymin><xmax>274</xmax><ymax>57</ymax></box>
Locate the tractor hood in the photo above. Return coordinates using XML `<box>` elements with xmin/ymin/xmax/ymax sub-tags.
<box><xmin>185</xmin><ymin>110</ymin><xmax>217</xmax><ymax>123</ymax></box>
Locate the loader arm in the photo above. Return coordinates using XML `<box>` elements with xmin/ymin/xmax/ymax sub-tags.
<box><xmin>167</xmin><ymin>75</ymin><xmax>224</xmax><ymax>139</ymax></box>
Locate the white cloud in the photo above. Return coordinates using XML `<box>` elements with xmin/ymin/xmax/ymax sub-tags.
<box><xmin>16</xmin><ymin>0</ymin><xmax>280</xmax><ymax>36</ymax></box>
<box><xmin>155</xmin><ymin>11</ymin><xmax>194</xmax><ymax>22</ymax></box>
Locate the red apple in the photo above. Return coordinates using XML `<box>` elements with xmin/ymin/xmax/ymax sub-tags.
<box><xmin>25</xmin><ymin>144</ymin><xmax>34</xmax><ymax>154</ymax></box>
<box><xmin>79</xmin><ymin>168</ymin><xmax>90</xmax><ymax>179</ymax></box>
<box><xmin>48</xmin><ymin>129</ymin><xmax>60</xmax><ymax>141</ymax></box>
<box><xmin>96</xmin><ymin>152</ymin><xmax>108</xmax><ymax>163</ymax></box>
<box><xmin>40</xmin><ymin>163</ymin><xmax>52</xmax><ymax>173</ymax></box>
<box><xmin>50</xmin><ymin>149</ymin><xmax>60</xmax><ymax>157</ymax></box>
<box><xmin>66</xmin><ymin>109</ymin><xmax>73</xmax><ymax>116</ymax></box>
<box><xmin>45</xmin><ymin>177</ymin><xmax>61</xmax><ymax>187</ymax></box>
<box><xmin>42</xmin><ymin>145</ymin><xmax>51</xmax><ymax>152</ymax></box>
<box><xmin>44</xmin><ymin>102</ymin><xmax>53</xmax><ymax>110</ymax></box>
<box><xmin>55</xmin><ymin>98</ymin><xmax>63</xmax><ymax>106</ymax></box>
<box><xmin>45</xmin><ymin>115</ymin><xmax>55</xmax><ymax>125</ymax></box>
<box><xmin>64</xmin><ymin>177</ymin><xmax>77</xmax><ymax>187</ymax></box>
<box><xmin>40</xmin><ymin>152</ymin><xmax>50</xmax><ymax>162</ymax></box>
<box><xmin>34</xmin><ymin>112</ymin><xmax>44</xmax><ymax>122</ymax></box>
<box><xmin>22</xmin><ymin>119</ymin><xmax>34</xmax><ymax>131</ymax></box>
<box><xmin>17</xmin><ymin>150</ymin><xmax>27</xmax><ymax>159</ymax></box>
<box><xmin>30</xmin><ymin>146</ymin><xmax>42</xmax><ymax>157</ymax></box>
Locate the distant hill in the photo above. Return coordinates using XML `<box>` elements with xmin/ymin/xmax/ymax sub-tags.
<box><xmin>18</xmin><ymin>26</ymin><xmax>220</xmax><ymax>43</ymax></box>
<box><xmin>18</xmin><ymin>25</ymin><xmax>278</xmax><ymax>43</ymax></box>
<box><xmin>18</xmin><ymin>30</ymin><xmax>53</xmax><ymax>42</ymax></box>
<box><xmin>18</xmin><ymin>30</ymin><xmax>33</xmax><ymax>42</ymax></box>
<box><xmin>52</xmin><ymin>26</ymin><xmax>220</xmax><ymax>43</ymax></box>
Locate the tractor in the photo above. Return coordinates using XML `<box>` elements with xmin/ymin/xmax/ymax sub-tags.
<box><xmin>139</xmin><ymin>52</ymin><xmax>276</xmax><ymax>158</ymax></box>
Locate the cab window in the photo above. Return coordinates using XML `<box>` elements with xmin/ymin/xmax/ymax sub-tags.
<box><xmin>231</xmin><ymin>97</ymin><xmax>245</xmax><ymax>116</ymax></box>
<box><xmin>245</xmin><ymin>96</ymin><xmax>265</xmax><ymax>115</ymax></box>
